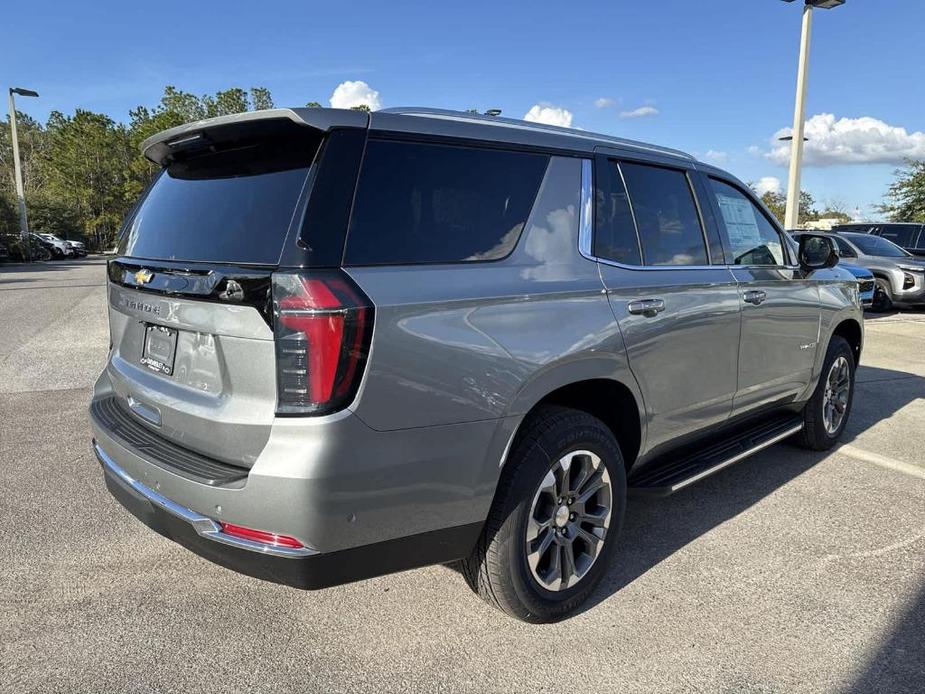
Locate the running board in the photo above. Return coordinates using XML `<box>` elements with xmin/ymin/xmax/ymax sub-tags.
<box><xmin>629</xmin><ymin>414</ymin><xmax>804</xmax><ymax>496</ymax></box>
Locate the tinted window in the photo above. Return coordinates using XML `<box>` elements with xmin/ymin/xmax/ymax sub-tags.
<box><xmin>833</xmin><ymin>236</ymin><xmax>857</xmax><ymax>257</ymax></box>
<box><xmin>120</xmin><ymin>137</ymin><xmax>317</xmax><ymax>264</ymax></box>
<box><xmin>879</xmin><ymin>226</ymin><xmax>917</xmax><ymax>247</ymax></box>
<box><xmin>594</xmin><ymin>161</ymin><xmax>641</xmax><ymax>265</ymax></box>
<box><xmin>344</xmin><ymin>140</ymin><xmax>548</xmax><ymax>265</ymax></box>
<box><xmin>710</xmin><ymin>179</ymin><xmax>784</xmax><ymax>266</ymax></box>
<box><xmin>845</xmin><ymin>232</ymin><xmax>911</xmax><ymax>258</ymax></box>
<box><xmin>620</xmin><ymin>163</ymin><xmax>707</xmax><ymax>266</ymax></box>
<box><xmin>521</xmin><ymin>157</ymin><xmax>582</xmax><ymax>279</ymax></box>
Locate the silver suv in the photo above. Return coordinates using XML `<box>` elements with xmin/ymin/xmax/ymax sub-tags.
<box><xmin>796</xmin><ymin>230</ymin><xmax>925</xmax><ymax>312</ymax></box>
<box><xmin>91</xmin><ymin>107</ymin><xmax>863</xmax><ymax>622</ymax></box>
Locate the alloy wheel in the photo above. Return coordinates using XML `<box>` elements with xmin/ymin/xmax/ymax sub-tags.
<box><xmin>822</xmin><ymin>355</ymin><xmax>851</xmax><ymax>435</ymax></box>
<box><xmin>525</xmin><ymin>450</ymin><xmax>613</xmax><ymax>592</ymax></box>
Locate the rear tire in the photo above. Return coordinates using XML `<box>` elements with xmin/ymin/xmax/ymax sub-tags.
<box><xmin>871</xmin><ymin>278</ymin><xmax>893</xmax><ymax>313</ymax></box>
<box><xmin>796</xmin><ymin>336</ymin><xmax>855</xmax><ymax>451</ymax></box>
<box><xmin>462</xmin><ymin>405</ymin><xmax>627</xmax><ymax>623</ymax></box>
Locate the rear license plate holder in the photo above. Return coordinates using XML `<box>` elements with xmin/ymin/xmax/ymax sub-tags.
<box><xmin>141</xmin><ymin>324</ymin><xmax>178</xmax><ymax>376</ymax></box>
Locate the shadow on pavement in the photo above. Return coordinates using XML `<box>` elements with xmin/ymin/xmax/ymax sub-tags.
<box><xmin>575</xmin><ymin>365</ymin><xmax>925</xmax><ymax>614</ymax></box>
<box><xmin>848</xmin><ymin>582</ymin><xmax>925</xmax><ymax>692</ymax></box>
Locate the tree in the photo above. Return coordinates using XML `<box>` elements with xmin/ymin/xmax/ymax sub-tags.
<box><xmin>753</xmin><ymin>187</ymin><xmax>817</xmax><ymax>227</ymax></box>
<box><xmin>350</xmin><ymin>104</ymin><xmax>371</xmax><ymax>112</ymax></box>
<box><xmin>305</xmin><ymin>101</ymin><xmax>322</xmax><ymax>108</ymax></box>
<box><xmin>759</xmin><ymin>191</ymin><xmax>787</xmax><ymax>225</ymax></box>
<box><xmin>879</xmin><ymin>159</ymin><xmax>925</xmax><ymax>222</ymax></box>
<box><xmin>250</xmin><ymin>87</ymin><xmax>274</xmax><ymax>111</ymax></box>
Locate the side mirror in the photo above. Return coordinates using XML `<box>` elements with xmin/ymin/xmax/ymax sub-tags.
<box><xmin>798</xmin><ymin>234</ymin><xmax>839</xmax><ymax>271</ymax></box>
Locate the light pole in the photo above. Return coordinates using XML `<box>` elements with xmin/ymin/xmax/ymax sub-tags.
<box><xmin>781</xmin><ymin>0</ymin><xmax>845</xmax><ymax>230</ymax></box>
<box><xmin>7</xmin><ymin>86</ymin><xmax>39</xmax><ymax>258</ymax></box>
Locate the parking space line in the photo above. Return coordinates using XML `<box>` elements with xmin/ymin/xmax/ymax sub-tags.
<box><xmin>838</xmin><ymin>444</ymin><xmax>925</xmax><ymax>481</ymax></box>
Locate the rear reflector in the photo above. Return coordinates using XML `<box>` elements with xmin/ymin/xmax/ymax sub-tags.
<box><xmin>219</xmin><ymin>522</ymin><xmax>305</xmax><ymax>549</ymax></box>
<box><xmin>272</xmin><ymin>270</ymin><xmax>373</xmax><ymax>415</ymax></box>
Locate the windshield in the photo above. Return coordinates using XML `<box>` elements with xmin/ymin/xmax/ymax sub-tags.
<box><xmin>844</xmin><ymin>232</ymin><xmax>912</xmax><ymax>258</ymax></box>
<box><xmin>119</xmin><ymin>133</ymin><xmax>319</xmax><ymax>265</ymax></box>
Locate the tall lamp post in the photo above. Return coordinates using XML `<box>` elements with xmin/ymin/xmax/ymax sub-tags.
<box><xmin>781</xmin><ymin>0</ymin><xmax>845</xmax><ymax>230</ymax></box>
<box><xmin>7</xmin><ymin>86</ymin><xmax>40</xmax><ymax>259</ymax></box>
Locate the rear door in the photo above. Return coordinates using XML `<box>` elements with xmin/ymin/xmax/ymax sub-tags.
<box><xmin>702</xmin><ymin>175</ymin><xmax>821</xmax><ymax>415</ymax></box>
<box><xmin>105</xmin><ymin>119</ymin><xmax>336</xmax><ymax>467</ymax></box>
<box><xmin>593</xmin><ymin>154</ymin><xmax>740</xmax><ymax>452</ymax></box>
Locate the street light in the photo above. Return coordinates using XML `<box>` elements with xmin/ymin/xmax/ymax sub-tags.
<box><xmin>7</xmin><ymin>86</ymin><xmax>40</xmax><ymax>260</ymax></box>
<box><xmin>780</xmin><ymin>0</ymin><xmax>845</xmax><ymax>229</ymax></box>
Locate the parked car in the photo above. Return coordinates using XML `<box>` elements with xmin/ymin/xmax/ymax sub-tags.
<box><xmin>65</xmin><ymin>239</ymin><xmax>87</xmax><ymax>257</ymax></box>
<box><xmin>37</xmin><ymin>232</ymin><xmax>72</xmax><ymax>258</ymax></box>
<box><xmin>91</xmin><ymin>107</ymin><xmax>862</xmax><ymax>622</ymax></box>
<box><xmin>27</xmin><ymin>233</ymin><xmax>56</xmax><ymax>261</ymax></box>
<box><xmin>794</xmin><ymin>230</ymin><xmax>925</xmax><ymax>312</ymax></box>
<box><xmin>843</xmin><ymin>265</ymin><xmax>876</xmax><ymax>308</ymax></box>
<box><xmin>834</xmin><ymin>222</ymin><xmax>925</xmax><ymax>257</ymax></box>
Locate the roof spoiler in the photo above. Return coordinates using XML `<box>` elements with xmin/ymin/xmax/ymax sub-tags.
<box><xmin>141</xmin><ymin>108</ymin><xmax>369</xmax><ymax>166</ymax></box>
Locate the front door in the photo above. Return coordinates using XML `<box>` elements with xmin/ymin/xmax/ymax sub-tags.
<box><xmin>702</xmin><ymin>176</ymin><xmax>821</xmax><ymax>415</ymax></box>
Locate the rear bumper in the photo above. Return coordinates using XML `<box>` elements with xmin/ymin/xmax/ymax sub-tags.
<box><xmin>97</xmin><ymin>441</ymin><xmax>482</xmax><ymax>589</ymax></box>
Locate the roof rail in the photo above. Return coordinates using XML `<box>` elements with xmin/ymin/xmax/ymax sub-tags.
<box><xmin>379</xmin><ymin>107</ymin><xmax>695</xmax><ymax>161</ymax></box>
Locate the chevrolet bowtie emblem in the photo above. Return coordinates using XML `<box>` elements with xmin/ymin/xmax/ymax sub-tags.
<box><xmin>134</xmin><ymin>268</ymin><xmax>154</xmax><ymax>285</ymax></box>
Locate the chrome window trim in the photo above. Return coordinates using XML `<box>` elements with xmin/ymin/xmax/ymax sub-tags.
<box><xmin>578</xmin><ymin>159</ymin><xmax>593</xmax><ymax>258</ymax></box>
<box><xmin>94</xmin><ymin>441</ymin><xmax>317</xmax><ymax>558</ymax></box>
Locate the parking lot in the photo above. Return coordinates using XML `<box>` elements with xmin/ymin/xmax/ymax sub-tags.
<box><xmin>1</xmin><ymin>258</ymin><xmax>923</xmax><ymax>693</ymax></box>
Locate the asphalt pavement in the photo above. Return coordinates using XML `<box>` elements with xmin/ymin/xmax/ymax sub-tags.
<box><xmin>2</xmin><ymin>258</ymin><xmax>923</xmax><ymax>693</ymax></box>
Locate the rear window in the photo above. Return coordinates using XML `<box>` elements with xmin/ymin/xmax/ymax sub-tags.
<box><xmin>344</xmin><ymin>140</ymin><xmax>549</xmax><ymax>265</ymax></box>
<box><xmin>119</xmin><ymin>135</ymin><xmax>318</xmax><ymax>265</ymax></box>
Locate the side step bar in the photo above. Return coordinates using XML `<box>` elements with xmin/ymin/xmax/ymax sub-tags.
<box><xmin>629</xmin><ymin>414</ymin><xmax>804</xmax><ymax>496</ymax></box>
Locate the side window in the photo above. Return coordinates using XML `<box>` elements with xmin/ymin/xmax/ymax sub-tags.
<box><xmin>344</xmin><ymin>140</ymin><xmax>549</xmax><ymax>265</ymax></box>
<box><xmin>709</xmin><ymin>178</ymin><xmax>785</xmax><ymax>266</ymax></box>
<box><xmin>834</xmin><ymin>237</ymin><xmax>857</xmax><ymax>258</ymax></box>
<box><xmin>620</xmin><ymin>162</ymin><xmax>708</xmax><ymax>266</ymax></box>
<box><xmin>880</xmin><ymin>226</ymin><xmax>916</xmax><ymax>247</ymax></box>
<box><xmin>593</xmin><ymin>160</ymin><xmax>641</xmax><ymax>265</ymax></box>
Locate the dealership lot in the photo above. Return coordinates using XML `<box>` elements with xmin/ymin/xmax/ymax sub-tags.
<box><xmin>1</xmin><ymin>259</ymin><xmax>923</xmax><ymax>693</ymax></box>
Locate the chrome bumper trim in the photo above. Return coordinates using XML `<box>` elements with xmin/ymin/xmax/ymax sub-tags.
<box><xmin>94</xmin><ymin>441</ymin><xmax>316</xmax><ymax>558</ymax></box>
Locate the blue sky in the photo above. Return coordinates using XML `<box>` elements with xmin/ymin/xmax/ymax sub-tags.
<box><xmin>4</xmin><ymin>0</ymin><xmax>923</xmax><ymax>219</ymax></box>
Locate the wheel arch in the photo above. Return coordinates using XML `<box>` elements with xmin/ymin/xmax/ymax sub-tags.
<box><xmin>505</xmin><ymin>375</ymin><xmax>644</xmax><ymax>475</ymax></box>
<box><xmin>831</xmin><ymin>317</ymin><xmax>863</xmax><ymax>365</ymax></box>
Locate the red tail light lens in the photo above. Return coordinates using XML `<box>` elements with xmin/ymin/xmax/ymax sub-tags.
<box><xmin>272</xmin><ymin>270</ymin><xmax>373</xmax><ymax>415</ymax></box>
<box><xmin>219</xmin><ymin>522</ymin><xmax>305</xmax><ymax>549</ymax></box>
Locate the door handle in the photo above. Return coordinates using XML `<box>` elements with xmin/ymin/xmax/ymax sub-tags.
<box><xmin>627</xmin><ymin>298</ymin><xmax>666</xmax><ymax>317</ymax></box>
<box><xmin>743</xmin><ymin>290</ymin><xmax>767</xmax><ymax>306</ymax></box>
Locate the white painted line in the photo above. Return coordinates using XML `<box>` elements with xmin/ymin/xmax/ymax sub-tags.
<box><xmin>838</xmin><ymin>444</ymin><xmax>925</xmax><ymax>481</ymax></box>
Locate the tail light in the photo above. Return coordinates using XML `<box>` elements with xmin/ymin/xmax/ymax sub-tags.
<box><xmin>272</xmin><ymin>270</ymin><xmax>373</xmax><ymax>415</ymax></box>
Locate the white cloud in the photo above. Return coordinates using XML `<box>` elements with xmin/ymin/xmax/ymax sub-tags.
<box><xmin>747</xmin><ymin>145</ymin><xmax>762</xmax><ymax>157</ymax></box>
<box><xmin>619</xmin><ymin>105</ymin><xmax>659</xmax><ymax>119</ymax></box>
<box><xmin>767</xmin><ymin>113</ymin><xmax>925</xmax><ymax>166</ymax></box>
<box><xmin>329</xmin><ymin>80</ymin><xmax>382</xmax><ymax>110</ymax></box>
<box><xmin>703</xmin><ymin>150</ymin><xmax>729</xmax><ymax>164</ymax></box>
<box><xmin>523</xmin><ymin>104</ymin><xmax>574</xmax><ymax>128</ymax></box>
<box><xmin>753</xmin><ymin>176</ymin><xmax>782</xmax><ymax>197</ymax></box>
<box><xmin>594</xmin><ymin>97</ymin><xmax>615</xmax><ymax>108</ymax></box>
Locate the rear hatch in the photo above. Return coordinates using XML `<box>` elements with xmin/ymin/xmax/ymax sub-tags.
<box><xmin>104</xmin><ymin>110</ymin><xmax>370</xmax><ymax>468</ymax></box>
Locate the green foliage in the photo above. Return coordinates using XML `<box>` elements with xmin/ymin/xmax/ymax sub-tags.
<box><xmin>305</xmin><ymin>101</ymin><xmax>322</xmax><ymax>108</ymax></box>
<box><xmin>755</xmin><ymin>188</ymin><xmax>817</xmax><ymax>227</ymax></box>
<box><xmin>350</xmin><ymin>104</ymin><xmax>371</xmax><ymax>112</ymax></box>
<box><xmin>879</xmin><ymin>159</ymin><xmax>925</xmax><ymax>222</ymax></box>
